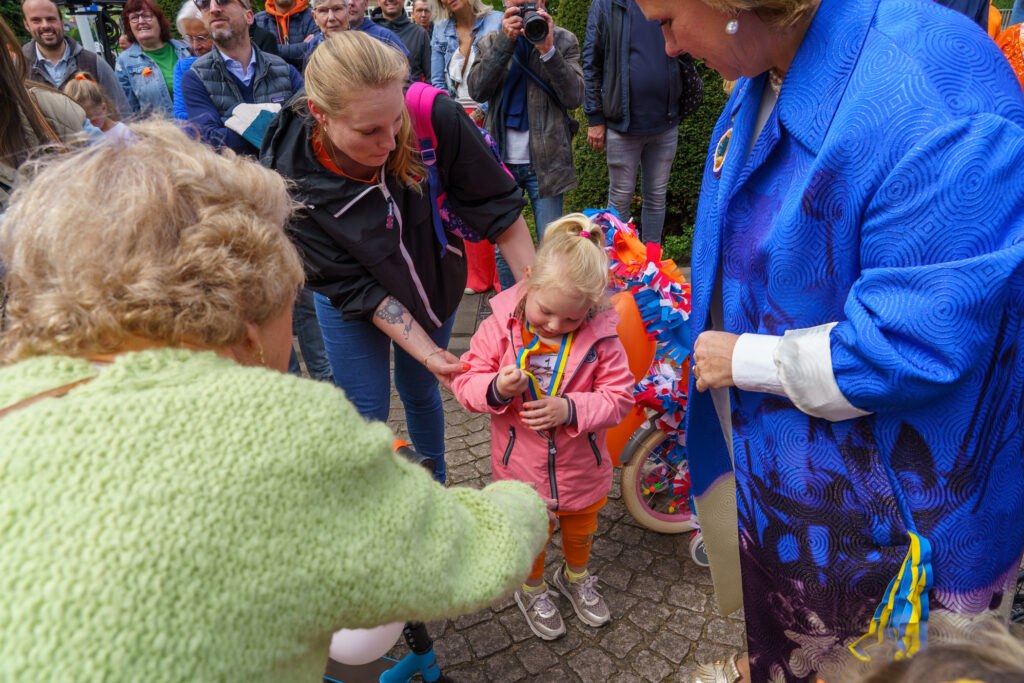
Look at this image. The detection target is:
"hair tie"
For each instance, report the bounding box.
[74,73,90,80]
[580,230,591,239]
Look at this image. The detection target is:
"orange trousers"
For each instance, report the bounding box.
[529,497,607,581]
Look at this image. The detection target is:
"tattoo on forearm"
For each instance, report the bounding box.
[375,296,415,338]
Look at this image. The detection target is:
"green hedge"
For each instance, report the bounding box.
[2,0,28,41]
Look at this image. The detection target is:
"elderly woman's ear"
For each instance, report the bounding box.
[233,310,295,372]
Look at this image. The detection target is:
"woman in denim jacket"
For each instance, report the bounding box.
[116,0,192,117]
[428,0,501,100]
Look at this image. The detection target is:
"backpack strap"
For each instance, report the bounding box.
[406,82,449,258]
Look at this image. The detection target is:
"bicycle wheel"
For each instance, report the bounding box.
[620,422,699,534]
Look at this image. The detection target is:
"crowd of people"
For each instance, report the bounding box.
[3,0,1024,681]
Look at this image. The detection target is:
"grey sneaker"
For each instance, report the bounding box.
[551,565,610,627]
[514,584,566,640]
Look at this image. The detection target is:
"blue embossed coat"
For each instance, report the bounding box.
[686,0,1024,679]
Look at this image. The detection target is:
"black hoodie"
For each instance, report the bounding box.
[260,91,524,332]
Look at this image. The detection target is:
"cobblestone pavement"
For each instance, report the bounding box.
[380,292,745,682]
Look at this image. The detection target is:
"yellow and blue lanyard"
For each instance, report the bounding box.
[516,322,576,400]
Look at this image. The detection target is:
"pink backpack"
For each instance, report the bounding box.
[405,82,512,249]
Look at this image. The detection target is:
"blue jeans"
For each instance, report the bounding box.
[1012,0,1024,25]
[313,292,454,483]
[288,286,333,381]
[496,162,564,290]
[606,126,678,245]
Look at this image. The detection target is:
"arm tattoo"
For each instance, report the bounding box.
[375,296,415,338]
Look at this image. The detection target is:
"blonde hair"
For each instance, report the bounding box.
[302,31,423,187]
[526,214,608,307]
[61,72,120,123]
[704,0,820,29]
[0,120,304,362]
[429,0,491,23]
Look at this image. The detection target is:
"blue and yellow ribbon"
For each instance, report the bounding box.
[516,322,576,400]
[849,531,933,662]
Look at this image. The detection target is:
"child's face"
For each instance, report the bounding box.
[524,285,591,340]
[82,100,108,129]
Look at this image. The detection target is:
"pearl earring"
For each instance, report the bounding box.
[726,17,739,34]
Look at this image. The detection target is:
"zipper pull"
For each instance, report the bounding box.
[385,197,395,230]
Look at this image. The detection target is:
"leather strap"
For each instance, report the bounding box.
[0,377,93,419]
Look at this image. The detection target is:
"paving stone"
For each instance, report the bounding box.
[484,651,527,681]
[567,648,617,681]
[627,604,672,633]
[549,630,583,656]
[666,583,707,612]
[531,668,576,682]
[604,591,639,617]
[705,618,746,648]
[445,663,489,681]
[651,629,690,664]
[474,458,493,476]
[497,608,535,643]
[682,561,715,586]
[516,639,560,674]
[601,622,643,659]
[629,573,667,602]
[597,563,633,592]
[464,429,490,447]
[620,547,655,572]
[632,649,675,682]
[666,608,706,641]
[692,640,741,666]
[590,535,624,560]
[446,449,476,467]
[609,522,642,544]
[465,620,512,659]
[651,555,686,582]
[672,661,699,682]
[433,631,472,667]
[453,609,491,631]
[469,442,492,458]
[609,674,645,683]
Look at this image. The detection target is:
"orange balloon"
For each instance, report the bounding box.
[606,404,648,467]
[989,3,1003,39]
[612,291,657,384]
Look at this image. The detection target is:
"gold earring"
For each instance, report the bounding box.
[256,344,266,366]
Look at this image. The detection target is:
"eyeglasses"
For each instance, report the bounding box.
[185,33,212,43]
[127,12,155,24]
[192,0,238,10]
[313,6,347,16]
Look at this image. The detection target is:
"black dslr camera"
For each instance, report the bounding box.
[514,2,549,45]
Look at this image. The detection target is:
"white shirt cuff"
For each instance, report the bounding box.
[732,333,785,395]
[540,46,556,61]
[774,322,872,422]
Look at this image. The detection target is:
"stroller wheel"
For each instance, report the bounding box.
[689,532,709,568]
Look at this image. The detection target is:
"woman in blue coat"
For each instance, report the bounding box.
[635,0,1024,681]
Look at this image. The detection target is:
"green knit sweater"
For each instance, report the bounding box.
[0,348,548,681]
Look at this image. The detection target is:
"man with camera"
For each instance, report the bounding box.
[467,0,583,289]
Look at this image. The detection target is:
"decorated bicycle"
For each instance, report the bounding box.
[586,210,707,566]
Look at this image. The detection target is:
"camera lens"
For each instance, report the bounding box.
[522,12,548,44]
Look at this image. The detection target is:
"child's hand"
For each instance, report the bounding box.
[520,397,568,431]
[496,366,529,399]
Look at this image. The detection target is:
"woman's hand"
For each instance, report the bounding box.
[496,365,529,398]
[691,331,740,392]
[423,348,465,391]
[520,396,568,430]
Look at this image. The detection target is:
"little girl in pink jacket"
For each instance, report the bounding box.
[452,214,634,641]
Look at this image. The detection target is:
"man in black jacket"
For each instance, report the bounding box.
[373,0,430,81]
[582,0,702,245]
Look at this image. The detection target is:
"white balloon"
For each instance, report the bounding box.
[329,622,406,666]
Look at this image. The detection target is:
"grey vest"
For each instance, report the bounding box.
[189,46,293,120]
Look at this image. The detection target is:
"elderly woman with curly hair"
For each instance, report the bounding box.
[0,121,548,681]
[632,0,1024,681]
